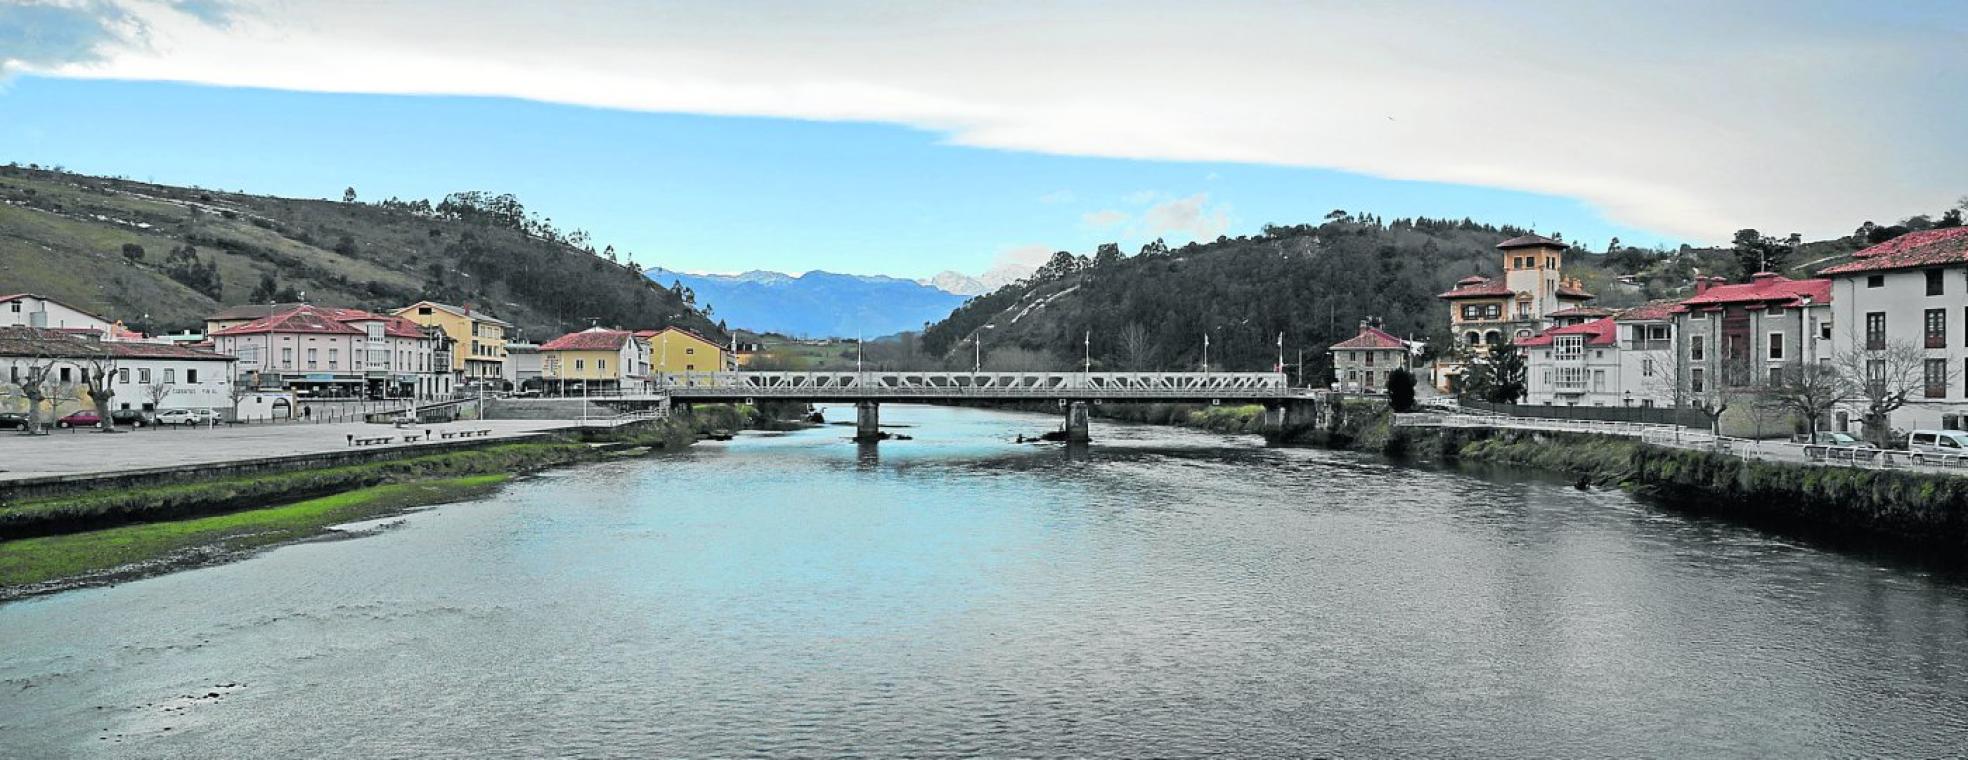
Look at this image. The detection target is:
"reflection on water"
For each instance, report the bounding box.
[3,404,1967,758]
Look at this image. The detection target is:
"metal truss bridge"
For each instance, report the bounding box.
[663,371,1293,404]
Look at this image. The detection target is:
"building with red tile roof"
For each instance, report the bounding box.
[208,304,451,399]
[1819,227,1968,434]
[540,328,643,392]
[1818,227,1968,276]
[1328,323,1410,393]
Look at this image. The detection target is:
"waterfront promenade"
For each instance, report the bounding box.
[0,419,602,482]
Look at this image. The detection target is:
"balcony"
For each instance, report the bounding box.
[1626,339,1671,351]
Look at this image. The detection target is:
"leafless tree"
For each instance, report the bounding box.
[983,346,1057,372]
[1642,344,1754,436]
[77,345,121,432]
[226,376,254,422]
[1831,338,1959,446]
[0,326,78,435]
[145,379,173,412]
[1118,322,1154,371]
[1763,359,1854,442]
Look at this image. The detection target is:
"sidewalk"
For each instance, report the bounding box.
[0,420,575,482]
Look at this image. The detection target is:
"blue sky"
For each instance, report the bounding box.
[1,1,1961,281]
[0,76,1667,279]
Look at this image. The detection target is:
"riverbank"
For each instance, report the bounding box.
[0,404,799,598]
[1289,397,1968,548]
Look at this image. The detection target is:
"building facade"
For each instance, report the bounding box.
[539,328,641,393]
[0,293,113,334]
[0,326,237,418]
[1819,227,1968,432]
[393,301,511,383]
[642,326,730,384]
[1522,300,1678,408]
[210,305,448,399]
[1327,324,1410,393]
[1435,234,1595,391]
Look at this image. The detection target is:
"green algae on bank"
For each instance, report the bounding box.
[0,474,510,598]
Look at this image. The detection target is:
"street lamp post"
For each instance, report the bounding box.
[1201,333,1210,374]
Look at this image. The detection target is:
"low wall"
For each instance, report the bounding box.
[0,432,561,505]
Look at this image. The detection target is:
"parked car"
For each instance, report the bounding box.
[1906,430,1968,460]
[154,408,220,426]
[0,411,28,429]
[55,410,101,428]
[1808,431,1876,448]
[110,409,154,427]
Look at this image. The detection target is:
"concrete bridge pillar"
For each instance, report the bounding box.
[1065,401,1092,443]
[1262,404,1288,432]
[855,401,882,442]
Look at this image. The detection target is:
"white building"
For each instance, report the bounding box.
[0,326,238,417]
[1819,227,1968,432]
[1521,301,1680,408]
[0,293,112,333]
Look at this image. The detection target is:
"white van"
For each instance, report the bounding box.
[1906,430,1968,459]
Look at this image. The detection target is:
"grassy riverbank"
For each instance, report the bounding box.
[0,475,508,596]
[0,404,803,598]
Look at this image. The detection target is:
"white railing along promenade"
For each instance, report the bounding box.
[1400,412,1968,476]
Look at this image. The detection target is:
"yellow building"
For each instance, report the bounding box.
[393,301,511,382]
[636,326,729,384]
[538,328,639,393]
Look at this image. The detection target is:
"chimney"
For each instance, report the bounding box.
[1694,277,1711,296]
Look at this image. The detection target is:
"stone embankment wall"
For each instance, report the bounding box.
[1283,398,1968,547]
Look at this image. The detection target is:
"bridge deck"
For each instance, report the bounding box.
[662,371,1292,402]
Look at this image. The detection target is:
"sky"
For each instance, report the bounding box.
[1,0,1962,282]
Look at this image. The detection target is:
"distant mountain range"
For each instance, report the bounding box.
[646,268,975,338]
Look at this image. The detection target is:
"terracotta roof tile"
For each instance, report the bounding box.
[1329,325,1407,350]
[1819,227,1968,275]
[1496,234,1569,250]
[541,329,633,351]
[1520,317,1619,347]
[1438,276,1514,299]
[208,305,367,337]
[1673,273,1831,311]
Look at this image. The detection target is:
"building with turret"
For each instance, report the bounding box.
[1434,234,1595,391]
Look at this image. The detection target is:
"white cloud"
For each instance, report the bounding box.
[977,243,1051,286]
[1141,193,1230,241]
[1080,209,1128,229]
[11,1,1964,240]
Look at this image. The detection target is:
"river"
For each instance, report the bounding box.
[3,405,1967,758]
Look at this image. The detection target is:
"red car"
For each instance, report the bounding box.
[56,410,102,428]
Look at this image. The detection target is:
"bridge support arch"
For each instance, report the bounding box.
[855,401,882,442]
[1065,401,1092,443]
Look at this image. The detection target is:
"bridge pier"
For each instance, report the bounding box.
[1065,401,1092,443]
[855,401,882,442]
[1262,403,1288,432]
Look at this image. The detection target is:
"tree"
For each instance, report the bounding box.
[1092,243,1124,268]
[121,243,145,261]
[1763,360,1852,441]
[250,272,279,303]
[1118,322,1154,370]
[1481,337,1527,403]
[1645,342,1753,436]
[1386,367,1417,412]
[1831,338,1957,447]
[343,187,358,203]
[1730,229,1791,276]
[1,327,74,435]
[77,345,120,432]
[144,379,173,413]
[227,375,254,422]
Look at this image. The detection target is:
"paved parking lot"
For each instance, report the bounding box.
[0,419,582,481]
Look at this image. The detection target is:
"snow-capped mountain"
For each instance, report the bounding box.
[646,268,969,338]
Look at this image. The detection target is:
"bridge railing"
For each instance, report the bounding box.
[656,371,1292,398]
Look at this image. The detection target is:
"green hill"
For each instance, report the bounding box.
[0,164,722,341]
[919,207,1961,378]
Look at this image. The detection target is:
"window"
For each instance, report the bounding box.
[1554,335,1584,359]
[1769,367,1783,386]
[1928,269,1945,296]
[597,359,607,371]
[60,367,72,383]
[1926,358,1949,399]
[1690,368,1705,393]
[1363,352,1375,367]
[419,307,433,315]
[307,348,318,368]
[1927,309,1948,349]
[1464,331,1480,346]
[1867,275,1885,288]
[1591,370,1605,392]
[1821,321,1833,341]
[1642,357,1656,377]
[328,348,339,367]
[139,367,151,383]
[575,358,586,370]
[1866,358,1886,395]
[1866,312,1886,350]
[1483,304,1501,320]
[1768,332,1784,360]
[685,347,695,355]
[187,369,198,383]
[163,369,175,384]
[1689,336,1705,361]
[118,368,129,384]
[281,347,294,367]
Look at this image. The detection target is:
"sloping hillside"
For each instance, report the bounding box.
[646,268,966,338]
[0,165,721,341]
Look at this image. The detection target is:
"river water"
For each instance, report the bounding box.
[3,406,1967,758]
